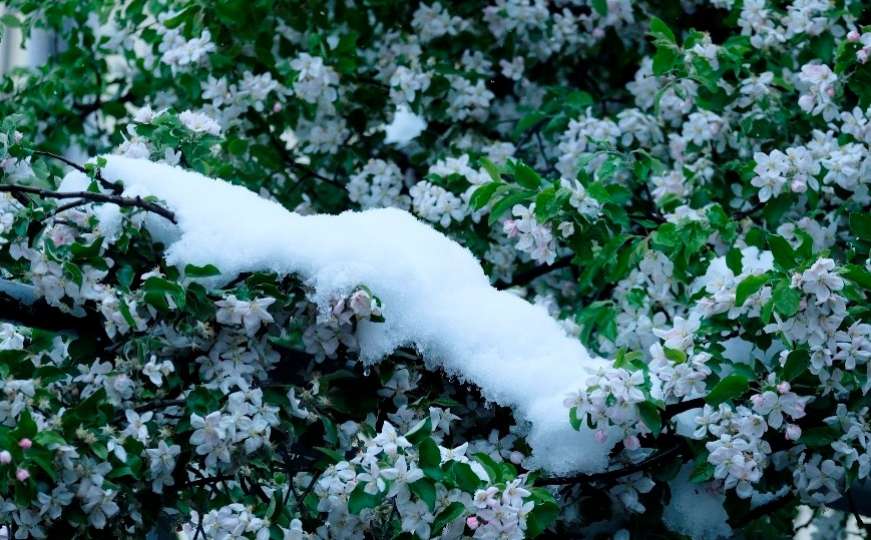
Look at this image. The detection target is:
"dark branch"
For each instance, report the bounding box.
[663,397,706,421]
[0,184,176,224]
[498,255,573,289]
[729,495,796,528]
[0,289,106,337]
[536,441,683,486]
[535,399,706,486]
[31,150,122,194]
[735,199,766,219]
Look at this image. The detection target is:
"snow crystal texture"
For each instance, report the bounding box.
[662,465,732,540]
[63,156,610,474]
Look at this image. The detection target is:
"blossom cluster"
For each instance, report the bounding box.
[1,0,870,538]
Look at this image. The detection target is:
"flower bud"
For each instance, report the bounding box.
[848,30,861,42]
[785,424,802,441]
[776,381,791,394]
[750,394,764,408]
[623,435,640,450]
[18,438,32,450]
[466,516,479,530]
[0,450,11,464]
[16,468,29,481]
[348,290,372,318]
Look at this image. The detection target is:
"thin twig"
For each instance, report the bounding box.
[536,442,682,485]
[31,150,122,194]
[46,198,87,219]
[498,255,573,289]
[185,474,236,488]
[535,398,706,486]
[735,199,765,219]
[730,495,795,528]
[299,468,324,507]
[0,184,176,223]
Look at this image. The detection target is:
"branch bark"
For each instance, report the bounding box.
[31,150,123,194]
[0,184,176,223]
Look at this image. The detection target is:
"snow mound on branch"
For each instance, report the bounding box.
[62,155,611,474]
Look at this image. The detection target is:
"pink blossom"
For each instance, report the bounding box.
[16,468,29,481]
[623,435,640,450]
[466,516,479,530]
[18,438,32,450]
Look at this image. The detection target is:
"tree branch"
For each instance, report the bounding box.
[0,289,106,337]
[31,150,122,194]
[536,441,683,486]
[534,399,705,486]
[498,255,573,289]
[0,184,176,224]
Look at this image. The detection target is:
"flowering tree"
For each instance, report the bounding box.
[0,0,871,538]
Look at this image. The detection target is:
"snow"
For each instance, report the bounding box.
[383,106,427,146]
[662,465,732,540]
[61,156,611,474]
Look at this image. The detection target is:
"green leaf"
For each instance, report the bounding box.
[735,273,770,306]
[849,212,871,241]
[227,138,247,156]
[418,438,443,480]
[513,112,546,138]
[569,407,582,430]
[450,461,482,492]
[479,158,503,183]
[472,453,501,483]
[409,478,437,511]
[487,190,534,226]
[405,417,432,446]
[0,14,21,27]
[782,349,809,381]
[512,161,541,190]
[705,374,749,406]
[184,263,221,278]
[14,410,37,439]
[526,500,559,537]
[33,431,65,447]
[595,155,623,181]
[637,401,662,437]
[799,426,840,448]
[586,0,606,15]
[430,502,465,538]
[348,483,382,514]
[843,264,871,289]
[313,446,343,463]
[689,453,714,483]
[27,448,57,481]
[469,182,501,210]
[664,347,686,363]
[652,47,679,75]
[70,238,104,260]
[768,235,796,269]
[772,280,801,317]
[649,16,676,43]
[726,247,743,275]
